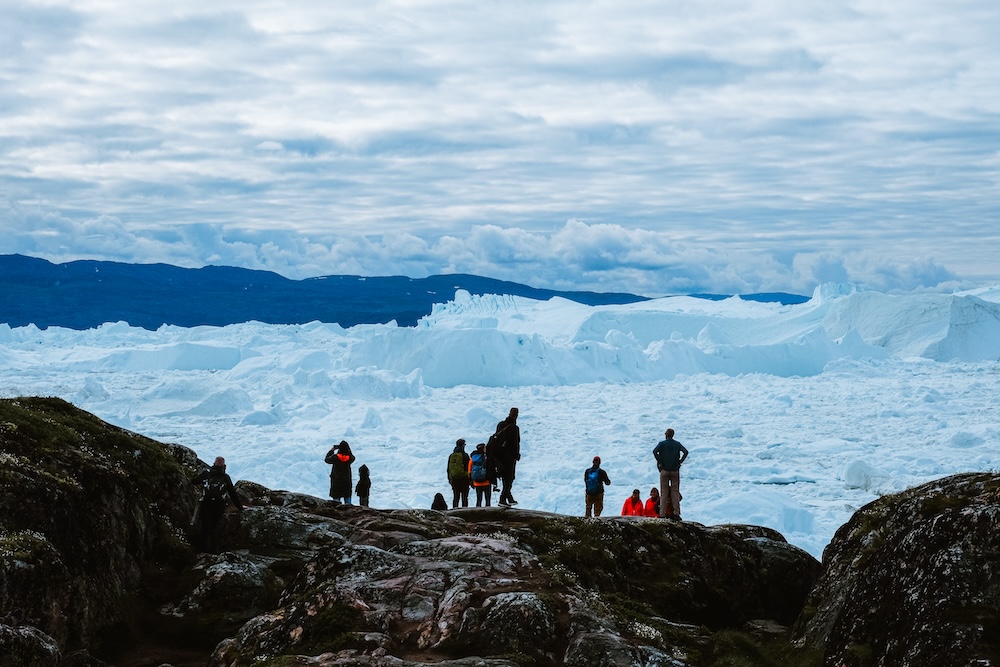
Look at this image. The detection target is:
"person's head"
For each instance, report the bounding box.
[631,489,641,500]
[593,455,601,466]
[476,443,485,452]
[650,487,659,498]
[337,440,350,453]
[213,456,226,469]
[456,438,466,450]
[359,464,370,477]
[665,428,675,438]
[508,407,518,420]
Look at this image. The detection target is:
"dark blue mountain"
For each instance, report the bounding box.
[0,254,807,330]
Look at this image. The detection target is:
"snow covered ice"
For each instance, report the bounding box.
[3,283,1000,558]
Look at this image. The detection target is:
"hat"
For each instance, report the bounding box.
[593,456,601,464]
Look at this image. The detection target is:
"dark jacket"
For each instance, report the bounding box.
[491,418,521,475]
[431,493,448,511]
[355,465,371,497]
[325,444,356,499]
[193,465,243,510]
[653,438,688,472]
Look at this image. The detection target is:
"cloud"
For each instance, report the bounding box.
[1,0,997,294]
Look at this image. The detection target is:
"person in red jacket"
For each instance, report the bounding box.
[621,488,645,516]
[644,487,661,517]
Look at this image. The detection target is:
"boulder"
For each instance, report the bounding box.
[793,472,1000,666]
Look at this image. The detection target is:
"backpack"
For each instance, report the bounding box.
[470,452,487,482]
[204,474,228,502]
[448,451,468,480]
[585,468,603,495]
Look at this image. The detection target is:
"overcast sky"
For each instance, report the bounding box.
[3,1,998,296]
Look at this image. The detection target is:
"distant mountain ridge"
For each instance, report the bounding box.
[0,254,807,330]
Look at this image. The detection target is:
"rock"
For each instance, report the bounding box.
[0,624,61,667]
[793,472,1000,667]
[2,397,828,666]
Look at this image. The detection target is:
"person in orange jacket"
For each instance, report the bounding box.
[621,488,645,516]
[644,487,661,517]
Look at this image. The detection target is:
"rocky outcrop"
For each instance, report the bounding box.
[1,396,828,666]
[793,472,1000,667]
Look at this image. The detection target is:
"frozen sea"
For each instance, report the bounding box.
[3,282,1000,558]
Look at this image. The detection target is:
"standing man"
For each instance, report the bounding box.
[652,428,688,519]
[192,456,243,553]
[447,438,471,508]
[492,407,521,506]
[584,455,611,517]
[325,440,356,504]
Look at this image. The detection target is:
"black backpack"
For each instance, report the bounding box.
[204,474,228,502]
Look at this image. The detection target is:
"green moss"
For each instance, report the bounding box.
[297,601,359,654]
[0,530,53,563]
[705,629,822,667]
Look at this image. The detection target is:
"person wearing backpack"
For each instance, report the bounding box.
[325,440,356,504]
[583,455,611,517]
[469,442,492,507]
[192,456,243,553]
[355,464,372,507]
[447,439,471,508]
[491,407,521,507]
[652,428,689,520]
[622,488,645,516]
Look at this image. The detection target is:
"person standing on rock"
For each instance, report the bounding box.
[491,407,521,506]
[470,443,492,507]
[652,428,688,520]
[447,438,471,508]
[325,440,356,504]
[584,455,611,517]
[192,456,243,553]
[355,464,372,507]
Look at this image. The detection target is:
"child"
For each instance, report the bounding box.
[431,492,448,511]
[356,464,371,507]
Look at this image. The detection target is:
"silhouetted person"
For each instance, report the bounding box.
[431,492,448,511]
[492,407,521,506]
[356,464,371,507]
[325,440,356,504]
[192,456,243,553]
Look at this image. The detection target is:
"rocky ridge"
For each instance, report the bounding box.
[1,397,998,667]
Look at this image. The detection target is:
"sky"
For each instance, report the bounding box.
[3,282,1000,558]
[3,1,1000,297]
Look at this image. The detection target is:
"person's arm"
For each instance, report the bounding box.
[225,475,244,510]
[679,444,689,465]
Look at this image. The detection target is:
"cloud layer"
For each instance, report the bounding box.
[3,1,998,295]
